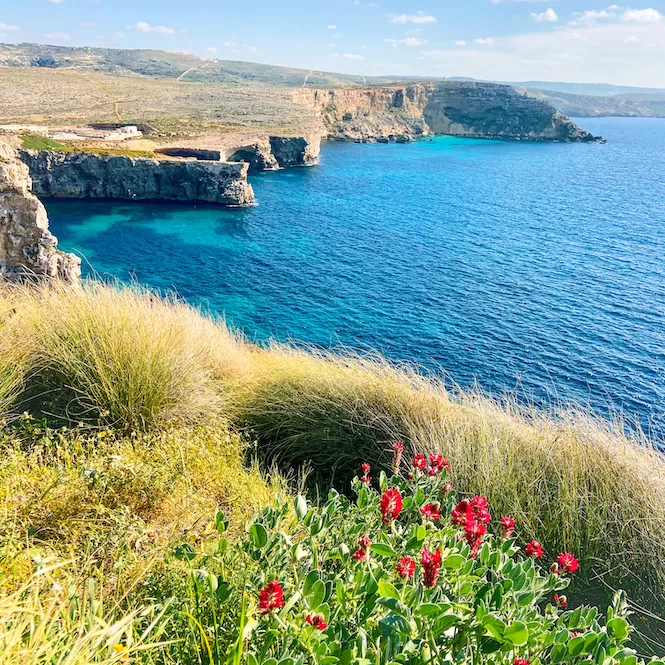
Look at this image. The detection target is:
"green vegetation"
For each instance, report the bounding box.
[19,133,67,151]
[0,281,664,662]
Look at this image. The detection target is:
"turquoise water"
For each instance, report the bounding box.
[47,118,665,432]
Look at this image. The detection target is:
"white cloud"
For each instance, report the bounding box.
[384,37,427,47]
[135,22,175,34]
[328,42,336,47]
[390,10,436,24]
[531,7,558,21]
[475,37,496,45]
[624,33,639,40]
[456,40,467,46]
[568,9,614,25]
[222,41,258,54]
[328,24,337,29]
[622,8,662,21]
[421,18,665,87]
[0,23,20,31]
[47,0,65,4]
[333,52,365,60]
[206,46,217,54]
[43,32,70,39]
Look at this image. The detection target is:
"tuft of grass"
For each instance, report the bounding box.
[0,564,169,665]
[0,282,251,429]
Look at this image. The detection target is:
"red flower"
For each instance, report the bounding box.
[428,452,450,475]
[361,462,371,475]
[352,535,371,562]
[524,540,544,558]
[553,593,567,609]
[464,513,487,557]
[421,546,442,588]
[391,441,404,474]
[420,503,441,520]
[440,480,453,495]
[360,475,372,484]
[258,580,285,614]
[499,515,516,538]
[556,552,579,574]
[380,488,403,524]
[396,556,416,579]
[514,659,530,665]
[470,495,491,524]
[412,453,427,470]
[305,612,328,630]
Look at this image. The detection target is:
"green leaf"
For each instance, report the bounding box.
[504,621,529,646]
[214,509,229,533]
[303,570,319,597]
[568,636,586,657]
[370,543,397,558]
[379,614,411,637]
[482,616,506,641]
[248,654,258,665]
[249,523,268,549]
[607,617,630,641]
[416,525,427,541]
[444,554,465,570]
[415,603,443,617]
[378,579,400,600]
[173,543,197,561]
[377,597,410,617]
[550,644,568,663]
[293,494,307,520]
[308,580,326,609]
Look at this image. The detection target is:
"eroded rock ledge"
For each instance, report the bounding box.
[0,142,79,283]
[20,150,255,206]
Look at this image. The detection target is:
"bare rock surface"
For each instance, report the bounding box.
[0,142,80,283]
[20,150,255,205]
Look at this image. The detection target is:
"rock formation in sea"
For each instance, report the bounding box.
[292,81,602,143]
[20,150,255,205]
[0,142,80,283]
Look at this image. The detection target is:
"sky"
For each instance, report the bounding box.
[2,0,665,87]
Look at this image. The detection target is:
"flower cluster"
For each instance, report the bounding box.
[451,496,491,557]
[258,580,285,614]
[499,515,515,539]
[359,462,372,484]
[412,451,449,477]
[352,535,371,562]
[420,503,441,520]
[379,488,403,524]
[305,612,328,630]
[555,552,580,575]
[525,540,544,558]
[391,441,404,474]
[421,546,442,588]
[396,555,416,579]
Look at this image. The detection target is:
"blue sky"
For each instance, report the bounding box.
[2,0,665,86]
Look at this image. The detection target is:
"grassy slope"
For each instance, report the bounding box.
[1,281,664,622]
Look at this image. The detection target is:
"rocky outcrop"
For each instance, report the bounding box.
[423,82,600,141]
[269,136,320,167]
[227,139,279,173]
[20,151,255,206]
[293,81,601,143]
[0,142,80,283]
[156,147,222,161]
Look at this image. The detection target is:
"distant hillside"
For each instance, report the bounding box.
[0,42,399,88]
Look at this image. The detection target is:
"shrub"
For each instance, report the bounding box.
[170,453,653,665]
[0,282,250,429]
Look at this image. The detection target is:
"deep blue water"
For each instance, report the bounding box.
[47,118,665,433]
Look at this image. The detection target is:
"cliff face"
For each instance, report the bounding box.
[424,82,598,141]
[0,142,80,283]
[20,151,255,206]
[293,81,600,142]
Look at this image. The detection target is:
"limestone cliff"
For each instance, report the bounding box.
[0,142,79,283]
[20,151,255,206]
[293,81,601,143]
[225,135,321,172]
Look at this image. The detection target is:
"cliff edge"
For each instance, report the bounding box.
[20,151,255,206]
[0,142,80,283]
[293,81,601,143]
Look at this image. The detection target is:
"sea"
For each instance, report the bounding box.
[47,117,665,434]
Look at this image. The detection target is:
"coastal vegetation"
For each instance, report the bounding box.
[0,281,664,663]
